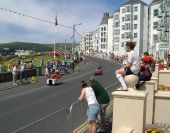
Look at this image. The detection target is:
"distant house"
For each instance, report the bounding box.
[0,48,15,56]
[15,50,34,57]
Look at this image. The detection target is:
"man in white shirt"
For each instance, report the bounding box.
[115,42,140,91]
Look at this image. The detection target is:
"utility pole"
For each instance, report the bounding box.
[72,23,82,57]
[54,16,58,60]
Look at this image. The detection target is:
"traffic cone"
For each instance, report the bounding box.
[31,76,36,84]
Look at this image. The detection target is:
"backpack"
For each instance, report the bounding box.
[138,64,152,81]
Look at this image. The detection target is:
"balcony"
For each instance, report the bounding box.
[157,12,162,18]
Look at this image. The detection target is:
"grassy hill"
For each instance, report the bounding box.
[0,42,78,52]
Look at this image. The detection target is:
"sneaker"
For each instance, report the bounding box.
[117,87,128,91]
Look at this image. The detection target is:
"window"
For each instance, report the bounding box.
[134,33,138,38]
[115,22,119,28]
[122,17,125,22]
[134,24,137,29]
[114,44,119,51]
[122,34,124,39]
[134,15,138,20]
[153,22,158,29]
[101,27,103,31]
[125,23,131,30]
[122,25,125,30]
[115,14,119,20]
[122,8,125,13]
[153,34,158,43]
[153,9,158,17]
[121,42,124,47]
[126,6,131,12]
[125,14,131,21]
[125,32,131,39]
[101,33,103,36]
[134,6,138,11]
[114,29,120,35]
[114,37,119,43]
[104,27,106,31]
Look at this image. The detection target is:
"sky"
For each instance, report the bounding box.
[0,0,152,44]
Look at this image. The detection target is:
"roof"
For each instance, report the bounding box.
[100,12,109,25]
[113,8,120,14]
[122,0,148,6]
[150,0,163,5]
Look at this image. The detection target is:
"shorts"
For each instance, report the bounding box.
[125,68,133,75]
[87,104,99,121]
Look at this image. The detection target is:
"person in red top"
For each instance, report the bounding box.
[167,55,170,70]
[158,60,164,71]
[141,52,154,65]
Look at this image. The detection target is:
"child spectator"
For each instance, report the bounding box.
[115,42,140,91]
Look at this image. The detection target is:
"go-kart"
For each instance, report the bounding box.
[46,72,63,85]
[95,68,103,75]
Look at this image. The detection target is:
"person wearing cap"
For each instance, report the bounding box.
[89,76,110,132]
[78,80,99,133]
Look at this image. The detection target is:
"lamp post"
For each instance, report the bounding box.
[72,23,82,56]
[54,16,58,60]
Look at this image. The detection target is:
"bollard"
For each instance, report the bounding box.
[31,76,36,84]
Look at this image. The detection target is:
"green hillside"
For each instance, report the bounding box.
[0,42,78,52]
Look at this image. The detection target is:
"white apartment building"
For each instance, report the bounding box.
[91,29,99,52]
[99,12,109,53]
[113,10,120,55]
[149,0,163,58]
[107,15,114,54]
[80,32,92,54]
[112,0,148,56]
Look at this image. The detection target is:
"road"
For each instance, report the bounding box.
[0,57,120,133]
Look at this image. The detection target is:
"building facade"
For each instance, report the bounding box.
[98,13,109,53]
[112,0,148,56]
[149,0,170,59]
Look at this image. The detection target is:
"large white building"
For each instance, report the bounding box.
[149,0,170,59]
[80,0,151,56]
[149,0,163,59]
[112,0,148,56]
[98,12,109,53]
[91,29,99,52]
[80,32,92,54]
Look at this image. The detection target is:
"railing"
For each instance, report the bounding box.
[12,108,71,133]
[12,82,120,133]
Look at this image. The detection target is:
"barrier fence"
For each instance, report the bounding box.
[12,82,120,133]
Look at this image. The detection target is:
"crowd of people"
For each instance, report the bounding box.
[77,42,170,133]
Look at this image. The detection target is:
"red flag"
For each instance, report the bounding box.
[55,16,58,26]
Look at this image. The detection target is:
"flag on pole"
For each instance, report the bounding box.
[55,16,58,26]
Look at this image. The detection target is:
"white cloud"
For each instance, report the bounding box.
[0,0,110,43]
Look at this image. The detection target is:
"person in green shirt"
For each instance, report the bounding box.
[90,76,110,132]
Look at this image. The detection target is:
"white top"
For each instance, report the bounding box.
[12,66,17,74]
[127,50,140,74]
[85,87,98,105]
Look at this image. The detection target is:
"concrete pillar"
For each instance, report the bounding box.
[151,77,158,90]
[112,91,148,133]
[159,70,170,86]
[154,91,170,124]
[140,81,155,124]
[152,64,159,78]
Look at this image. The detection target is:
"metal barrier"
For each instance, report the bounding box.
[70,100,88,131]
[12,82,120,133]
[12,108,71,133]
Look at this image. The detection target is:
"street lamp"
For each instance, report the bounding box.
[54,16,58,60]
[72,23,82,56]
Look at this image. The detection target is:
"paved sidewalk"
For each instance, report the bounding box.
[0,60,94,91]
